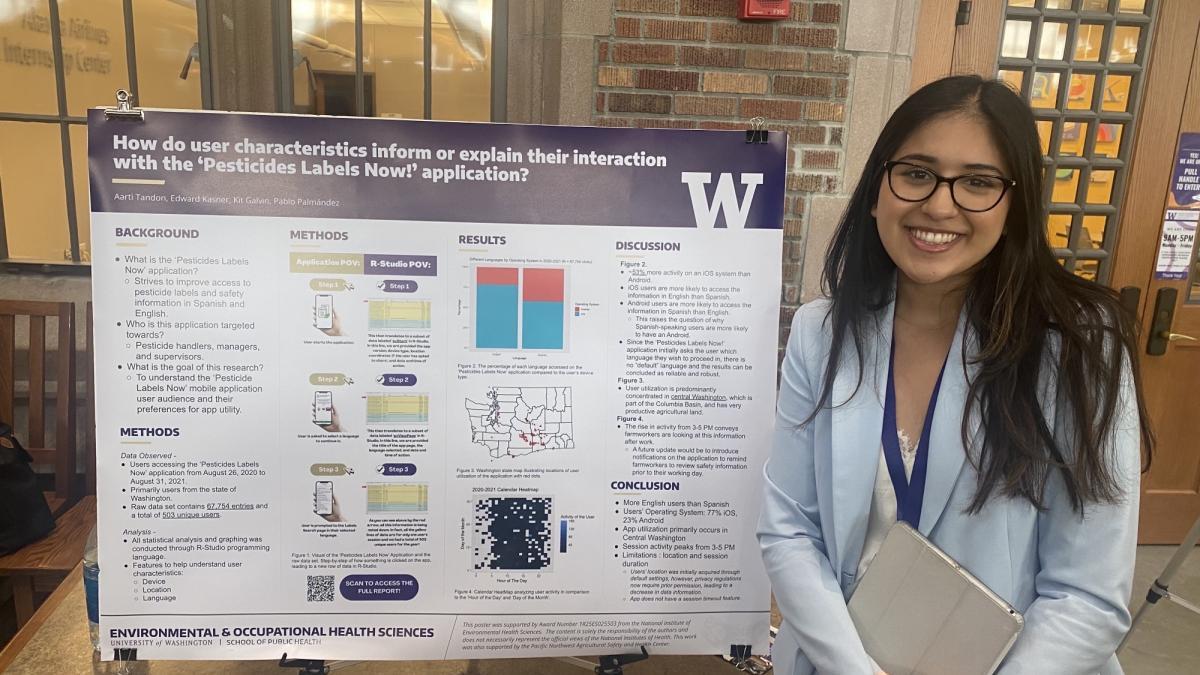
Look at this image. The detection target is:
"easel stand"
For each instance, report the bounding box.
[279,651,653,674]
[556,641,769,674]
[1118,512,1200,653]
[277,655,367,674]
[279,654,328,674]
[596,646,650,675]
[557,646,649,674]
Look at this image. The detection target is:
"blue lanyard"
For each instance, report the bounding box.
[881,338,949,528]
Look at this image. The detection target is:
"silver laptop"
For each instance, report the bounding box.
[848,522,1024,675]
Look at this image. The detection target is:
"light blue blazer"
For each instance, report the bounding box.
[758,298,1141,675]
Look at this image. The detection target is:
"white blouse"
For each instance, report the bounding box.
[856,428,917,582]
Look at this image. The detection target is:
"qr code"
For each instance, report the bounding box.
[306,575,335,602]
[472,497,553,571]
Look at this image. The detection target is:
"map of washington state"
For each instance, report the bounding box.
[464,387,574,458]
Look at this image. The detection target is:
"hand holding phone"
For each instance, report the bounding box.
[314,482,344,522]
[313,295,342,336]
[314,294,334,329]
[313,390,334,426]
[314,481,334,516]
[311,403,341,431]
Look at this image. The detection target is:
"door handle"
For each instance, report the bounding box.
[1160,332,1197,343]
[1147,288,1179,356]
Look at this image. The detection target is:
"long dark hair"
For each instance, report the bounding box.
[816,75,1153,513]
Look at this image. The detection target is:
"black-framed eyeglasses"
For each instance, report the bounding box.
[883,160,1016,213]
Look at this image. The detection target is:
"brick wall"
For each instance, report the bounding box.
[593,0,849,353]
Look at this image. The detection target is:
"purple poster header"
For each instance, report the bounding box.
[88,110,786,230]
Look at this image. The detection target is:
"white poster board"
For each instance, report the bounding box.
[88,108,785,661]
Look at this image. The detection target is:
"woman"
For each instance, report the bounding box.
[758,75,1152,675]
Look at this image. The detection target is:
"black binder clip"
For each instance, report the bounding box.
[279,653,329,674]
[113,647,138,662]
[104,89,145,121]
[745,116,768,144]
[729,643,752,664]
[596,645,649,675]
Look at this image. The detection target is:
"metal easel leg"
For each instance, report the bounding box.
[1119,513,1200,654]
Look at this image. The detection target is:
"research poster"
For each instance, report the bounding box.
[88,108,786,661]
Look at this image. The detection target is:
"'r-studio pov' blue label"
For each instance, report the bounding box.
[340,574,419,601]
[364,256,436,277]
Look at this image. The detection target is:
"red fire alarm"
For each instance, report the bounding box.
[738,0,790,20]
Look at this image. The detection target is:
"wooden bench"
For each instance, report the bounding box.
[0,496,95,628]
[0,300,78,517]
[0,301,92,635]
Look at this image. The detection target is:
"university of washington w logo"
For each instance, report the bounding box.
[680,172,764,229]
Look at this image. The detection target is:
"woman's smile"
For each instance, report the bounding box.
[905,226,963,251]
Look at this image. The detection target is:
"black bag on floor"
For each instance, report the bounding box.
[0,422,55,555]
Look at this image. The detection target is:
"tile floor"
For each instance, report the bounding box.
[1118,545,1200,674]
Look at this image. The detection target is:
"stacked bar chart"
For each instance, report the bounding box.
[366,394,430,424]
[475,267,519,348]
[473,266,567,351]
[366,484,430,513]
[521,268,565,350]
[367,300,432,330]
